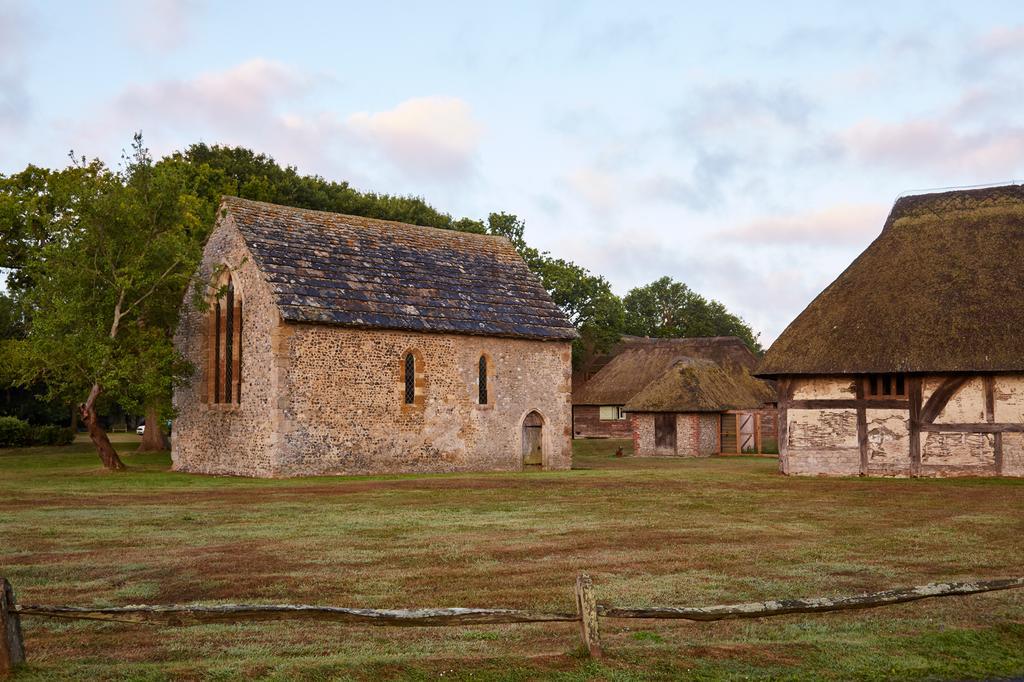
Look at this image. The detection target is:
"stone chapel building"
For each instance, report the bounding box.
[758,184,1024,477]
[172,197,577,477]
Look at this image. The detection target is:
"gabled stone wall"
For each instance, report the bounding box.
[173,217,573,478]
[172,215,281,476]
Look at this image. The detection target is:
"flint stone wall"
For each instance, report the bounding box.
[173,214,573,477]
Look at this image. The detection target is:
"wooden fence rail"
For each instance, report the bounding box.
[3,574,1022,673]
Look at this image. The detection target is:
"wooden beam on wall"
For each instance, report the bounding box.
[781,399,910,410]
[920,376,970,424]
[919,423,1024,433]
[777,378,792,474]
[908,377,922,477]
[855,378,868,476]
[984,376,1003,474]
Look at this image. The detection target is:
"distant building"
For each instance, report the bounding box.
[172,197,576,477]
[758,184,1024,477]
[573,337,777,456]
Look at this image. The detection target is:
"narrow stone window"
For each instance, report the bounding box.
[404,353,416,404]
[478,355,488,405]
[209,274,242,405]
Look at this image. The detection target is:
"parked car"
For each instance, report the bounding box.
[136,424,145,436]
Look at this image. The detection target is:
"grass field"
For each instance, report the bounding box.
[1,439,1022,680]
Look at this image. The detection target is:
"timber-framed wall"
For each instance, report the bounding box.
[776,374,1024,477]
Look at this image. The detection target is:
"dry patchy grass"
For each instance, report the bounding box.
[1,439,1022,680]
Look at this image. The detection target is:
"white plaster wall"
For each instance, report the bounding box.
[791,377,856,400]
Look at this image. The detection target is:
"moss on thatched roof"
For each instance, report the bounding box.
[624,358,776,413]
[573,336,761,406]
[758,184,1024,376]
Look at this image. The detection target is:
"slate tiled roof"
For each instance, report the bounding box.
[222,197,577,341]
[758,184,1024,375]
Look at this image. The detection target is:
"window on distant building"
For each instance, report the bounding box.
[599,405,626,420]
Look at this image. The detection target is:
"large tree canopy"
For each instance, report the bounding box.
[622,276,762,354]
[4,138,208,468]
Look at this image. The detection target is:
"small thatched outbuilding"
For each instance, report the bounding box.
[758,184,1024,477]
[573,337,777,456]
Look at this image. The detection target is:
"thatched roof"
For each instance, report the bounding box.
[573,336,762,406]
[625,358,776,413]
[758,184,1024,376]
[223,197,576,341]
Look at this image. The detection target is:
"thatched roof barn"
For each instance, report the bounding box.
[572,337,777,456]
[625,357,776,414]
[759,184,1024,478]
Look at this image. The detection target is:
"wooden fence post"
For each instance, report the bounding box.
[1,578,26,676]
[575,573,602,659]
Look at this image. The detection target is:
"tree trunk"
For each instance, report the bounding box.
[80,384,125,471]
[137,403,170,451]
[69,405,79,434]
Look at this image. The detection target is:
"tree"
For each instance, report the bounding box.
[168,144,488,234]
[485,212,624,365]
[623,276,762,353]
[10,136,207,469]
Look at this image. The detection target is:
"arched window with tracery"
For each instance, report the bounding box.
[207,273,242,404]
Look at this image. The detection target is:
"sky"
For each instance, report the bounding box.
[2,1,1024,344]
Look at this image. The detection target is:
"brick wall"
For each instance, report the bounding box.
[173,215,573,477]
[572,405,632,438]
[633,412,718,457]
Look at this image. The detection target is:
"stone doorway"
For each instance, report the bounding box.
[522,411,544,468]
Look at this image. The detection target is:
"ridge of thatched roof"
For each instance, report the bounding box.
[221,196,577,341]
[758,184,1024,376]
[573,336,758,405]
[624,357,776,413]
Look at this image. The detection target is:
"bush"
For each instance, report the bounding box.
[0,417,75,448]
[31,424,75,446]
[0,416,31,447]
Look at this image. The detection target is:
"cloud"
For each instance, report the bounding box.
[72,61,484,185]
[123,0,198,52]
[720,203,889,247]
[112,59,309,128]
[575,19,662,60]
[64,59,346,176]
[974,24,1024,59]
[346,97,483,179]
[839,117,1024,177]
[640,150,738,211]
[565,166,618,212]
[0,1,33,131]
[679,81,814,135]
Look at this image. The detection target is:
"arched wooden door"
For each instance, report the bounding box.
[522,411,544,468]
